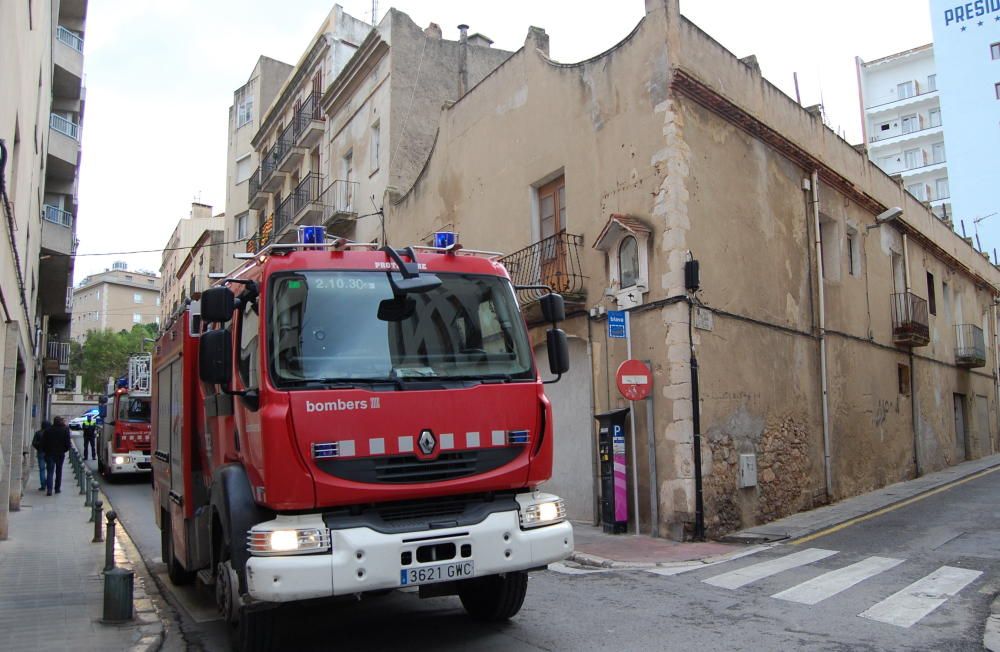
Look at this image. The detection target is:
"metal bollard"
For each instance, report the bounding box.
[92,500,104,543]
[102,567,134,623]
[79,469,87,495]
[105,511,117,571]
[91,480,99,508]
[85,478,94,506]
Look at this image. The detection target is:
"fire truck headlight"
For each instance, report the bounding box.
[519,498,566,529]
[247,528,330,555]
[114,455,127,465]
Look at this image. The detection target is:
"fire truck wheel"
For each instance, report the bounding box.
[231,606,275,652]
[162,517,195,586]
[458,571,529,621]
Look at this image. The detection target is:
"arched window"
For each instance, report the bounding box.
[619,236,639,288]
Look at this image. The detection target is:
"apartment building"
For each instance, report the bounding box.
[388,0,1000,538]
[70,263,161,343]
[174,228,224,311]
[246,7,513,251]
[857,46,951,222]
[223,56,293,266]
[0,0,89,538]
[160,203,224,323]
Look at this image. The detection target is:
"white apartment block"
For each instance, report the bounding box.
[857,45,952,222]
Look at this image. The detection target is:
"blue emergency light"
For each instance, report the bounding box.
[433,231,457,248]
[298,225,325,245]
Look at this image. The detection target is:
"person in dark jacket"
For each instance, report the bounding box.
[31,420,50,491]
[41,416,71,495]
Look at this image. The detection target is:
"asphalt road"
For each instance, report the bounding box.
[77,430,999,651]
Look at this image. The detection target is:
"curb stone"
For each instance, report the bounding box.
[568,543,773,570]
[984,594,1000,651]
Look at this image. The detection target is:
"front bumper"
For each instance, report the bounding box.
[107,450,151,474]
[245,502,573,602]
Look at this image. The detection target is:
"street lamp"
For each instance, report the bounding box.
[865,206,903,231]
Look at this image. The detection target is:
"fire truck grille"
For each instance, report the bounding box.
[315,447,521,484]
[323,493,521,534]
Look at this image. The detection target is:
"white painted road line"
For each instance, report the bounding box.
[859,566,983,628]
[703,548,838,590]
[772,556,905,605]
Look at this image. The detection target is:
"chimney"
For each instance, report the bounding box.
[526,26,549,57]
[739,55,760,75]
[424,22,442,39]
[457,24,469,97]
[468,33,493,48]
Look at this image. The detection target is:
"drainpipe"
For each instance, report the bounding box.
[457,24,469,97]
[811,170,833,499]
[902,233,920,476]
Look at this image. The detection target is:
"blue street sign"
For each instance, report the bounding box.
[608,310,626,339]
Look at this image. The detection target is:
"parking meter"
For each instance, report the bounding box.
[594,408,630,534]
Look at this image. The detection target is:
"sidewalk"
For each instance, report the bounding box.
[0,454,164,652]
[569,452,1000,569]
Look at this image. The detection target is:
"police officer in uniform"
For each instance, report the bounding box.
[82,413,97,460]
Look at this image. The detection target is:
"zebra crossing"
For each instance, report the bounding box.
[549,546,985,629]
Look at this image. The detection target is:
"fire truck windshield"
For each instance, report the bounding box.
[269,271,534,387]
[119,397,151,422]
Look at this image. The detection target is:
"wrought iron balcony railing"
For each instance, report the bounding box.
[261,145,277,184]
[274,194,294,234]
[955,324,986,368]
[293,92,323,139]
[293,173,323,215]
[50,113,79,140]
[322,180,359,224]
[43,204,73,227]
[46,341,71,365]
[56,26,84,52]
[248,166,261,199]
[891,292,930,347]
[500,231,586,307]
[273,122,295,165]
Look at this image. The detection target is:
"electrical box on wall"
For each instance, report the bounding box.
[738,454,757,488]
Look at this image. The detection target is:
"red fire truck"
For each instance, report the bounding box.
[152,234,573,651]
[98,354,153,477]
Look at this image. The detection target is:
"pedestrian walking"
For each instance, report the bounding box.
[31,420,50,491]
[41,416,71,495]
[82,413,97,460]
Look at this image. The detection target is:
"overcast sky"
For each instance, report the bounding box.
[74,0,938,282]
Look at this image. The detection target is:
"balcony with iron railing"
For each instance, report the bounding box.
[260,144,284,192]
[274,194,294,236]
[248,166,268,210]
[43,204,73,227]
[275,122,304,173]
[45,340,72,373]
[891,292,930,347]
[500,231,586,323]
[293,92,324,148]
[56,26,84,52]
[292,173,325,226]
[50,113,79,140]
[322,180,360,233]
[955,324,986,368]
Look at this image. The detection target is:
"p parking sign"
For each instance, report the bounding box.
[608,310,626,339]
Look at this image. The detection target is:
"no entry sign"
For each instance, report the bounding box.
[616,359,652,401]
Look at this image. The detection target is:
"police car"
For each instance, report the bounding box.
[68,408,100,430]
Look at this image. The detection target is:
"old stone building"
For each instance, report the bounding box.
[386,0,1000,538]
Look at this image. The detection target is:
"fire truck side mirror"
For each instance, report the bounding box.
[546,328,570,376]
[199,329,232,385]
[200,287,236,324]
[540,293,565,323]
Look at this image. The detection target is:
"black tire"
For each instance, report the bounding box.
[458,571,529,621]
[162,516,195,585]
[231,606,275,652]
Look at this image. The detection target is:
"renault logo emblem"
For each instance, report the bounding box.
[418,429,436,455]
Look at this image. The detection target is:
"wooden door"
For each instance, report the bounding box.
[538,176,566,291]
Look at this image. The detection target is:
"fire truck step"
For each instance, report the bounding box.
[196,569,215,587]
